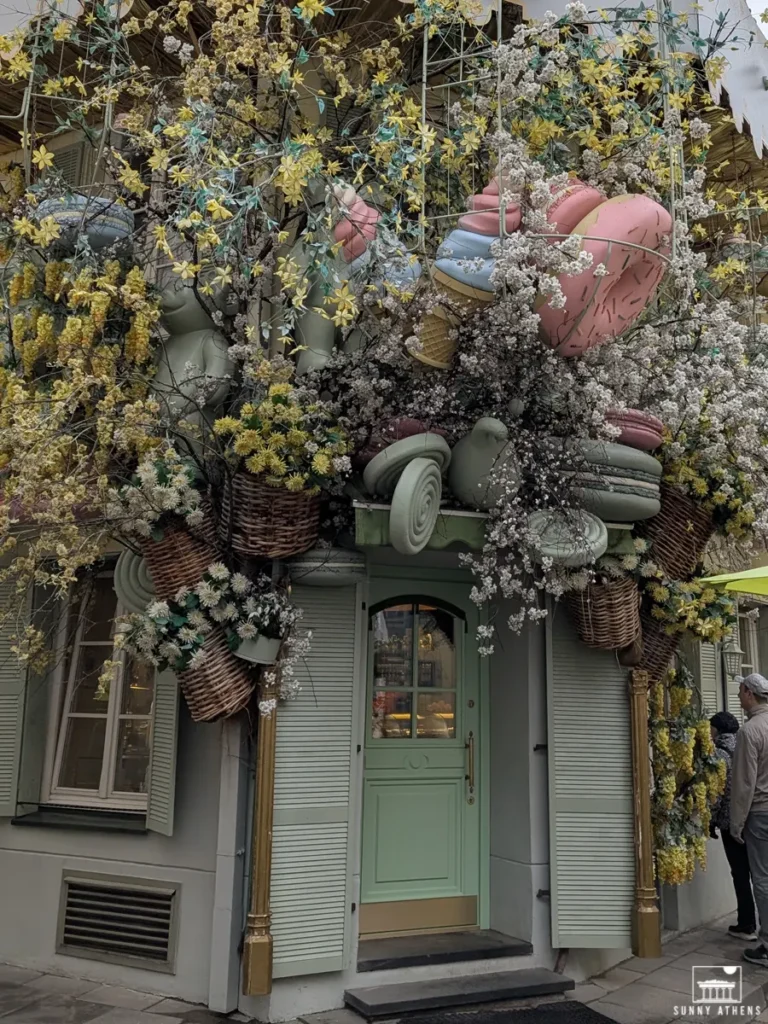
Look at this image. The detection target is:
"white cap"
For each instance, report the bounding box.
[739,673,768,697]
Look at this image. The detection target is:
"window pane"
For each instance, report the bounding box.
[121,658,155,716]
[80,576,118,642]
[113,720,152,794]
[373,605,413,687]
[417,606,456,688]
[58,718,106,789]
[69,645,114,712]
[372,690,412,739]
[417,691,456,739]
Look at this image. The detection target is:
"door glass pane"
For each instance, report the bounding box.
[58,718,107,789]
[372,690,412,739]
[373,605,413,687]
[80,576,118,642]
[69,645,114,712]
[417,606,456,688]
[417,691,456,739]
[113,720,152,793]
[121,658,155,715]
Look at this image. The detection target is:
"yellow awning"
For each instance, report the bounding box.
[701,565,768,595]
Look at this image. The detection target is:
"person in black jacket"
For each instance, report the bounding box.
[711,711,758,941]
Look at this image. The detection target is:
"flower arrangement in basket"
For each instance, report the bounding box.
[641,414,755,579]
[178,561,299,666]
[118,562,257,721]
[213,360,351,558]
[107,448,215,599]
[637,558,737,683]
[559,538,654,650]
[645,575,737,644]
[650,666,726,885]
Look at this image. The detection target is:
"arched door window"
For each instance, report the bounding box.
[370,600,462,740]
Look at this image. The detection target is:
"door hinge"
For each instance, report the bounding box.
[351,902,357,913]
[361,601,367,611]
[537,889,551,900]
[533,743,548,752]
[357,744,362,754]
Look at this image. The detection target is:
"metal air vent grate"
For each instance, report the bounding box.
[57,873,178,973]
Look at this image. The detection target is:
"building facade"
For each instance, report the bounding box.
[0,538,753,1019]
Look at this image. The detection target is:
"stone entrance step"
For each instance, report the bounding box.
[344,968,574,1019]
[357,930,532,973]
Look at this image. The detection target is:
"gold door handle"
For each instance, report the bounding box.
[465,731,475,801]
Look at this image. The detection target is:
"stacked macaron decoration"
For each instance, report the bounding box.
[562,439,662,521]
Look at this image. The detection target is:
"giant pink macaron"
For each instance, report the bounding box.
[606,409,664,451]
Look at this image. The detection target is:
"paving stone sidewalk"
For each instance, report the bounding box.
[2,912,767,1024]
[0,966,253,1024]
[569,911,768,1024]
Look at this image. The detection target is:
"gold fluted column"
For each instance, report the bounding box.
[629,669,662,957]
[242,686,278,995]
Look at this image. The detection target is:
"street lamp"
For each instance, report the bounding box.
[722,636,745,680]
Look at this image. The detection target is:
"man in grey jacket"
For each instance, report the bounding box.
[731,673,768,966]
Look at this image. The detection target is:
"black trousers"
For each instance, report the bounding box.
[722,829,758,933]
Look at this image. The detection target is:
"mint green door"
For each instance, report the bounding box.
[360,580,481,936]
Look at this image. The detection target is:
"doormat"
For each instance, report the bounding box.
[398,1003,617,1024]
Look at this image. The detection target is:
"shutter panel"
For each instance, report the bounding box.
[0,582,31,817]
[53,142,84,186]
[547,609,634,948]
[145,670,179,835]
[271,585,358,978]
[696,641,721,716]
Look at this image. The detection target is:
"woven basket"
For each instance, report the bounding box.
[638,610,681,683]
[140,519,215,600]
[220,473,321,558]
[566,577,641,650]
[638,484,714,579]
[178,630,255,722]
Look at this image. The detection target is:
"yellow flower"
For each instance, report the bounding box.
[206,198,233,222]
[32,145,55,171]
[285,473,307,492]
[297,0,325,18]
[233,430,262,456]
[213,417,240,436]
[172,261,201,281]
[312,451,332,475]
[245,452,267,475]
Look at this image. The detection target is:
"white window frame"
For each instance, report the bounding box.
[42,571,154,812]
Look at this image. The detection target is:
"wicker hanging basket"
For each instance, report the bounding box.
[637,610,681,683]
[566,577,641,650]
[140,515,216,600]
[638,484,714,579]
[177,630,256,722]
[219,473,321,558]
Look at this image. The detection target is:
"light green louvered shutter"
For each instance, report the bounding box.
[145,670,180,835]
[0,581,31,817]
[547,609,634,948]
[270,585,359,978]
[692,641,721,716]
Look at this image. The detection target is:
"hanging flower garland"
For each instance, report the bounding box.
[649,665,726,885]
